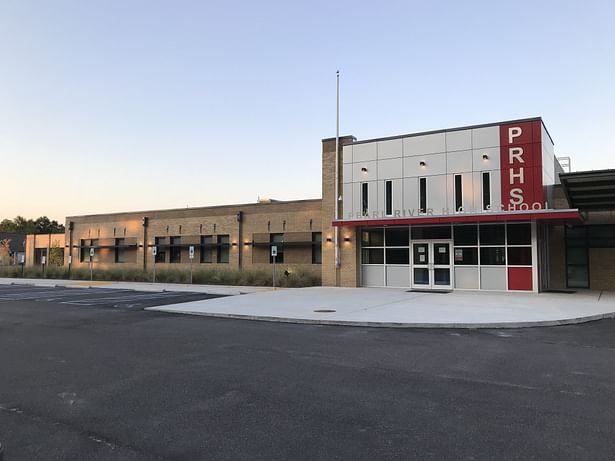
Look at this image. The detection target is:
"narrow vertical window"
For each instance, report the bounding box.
[482,172,491,210]
[454,174,463,212]
[361,183,369,216]
[385,180,392,216]
[419,177,427,213]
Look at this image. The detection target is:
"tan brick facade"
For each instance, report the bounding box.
[321,136,360,287]
[25,233,65,266]
[59,200,323,277]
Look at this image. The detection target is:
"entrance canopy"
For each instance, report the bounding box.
[333,209,582,227]
[560,169,615,211]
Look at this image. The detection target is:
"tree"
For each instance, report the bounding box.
[0,239,11,265]
[0,216,64,234]
[0,219,16,232]
[48,240,64,266]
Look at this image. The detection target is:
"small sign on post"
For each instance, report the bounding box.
[89,248,94,281]
[189,245,195,284]
[271,245,278,289]
[41,255,46,265]
[152,247,157,283]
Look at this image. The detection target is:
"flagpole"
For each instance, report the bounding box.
[334,70,340,270]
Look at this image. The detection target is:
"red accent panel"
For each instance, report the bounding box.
[332,210,583,227]
[532,120,542,144]
[500,122,544,210]
[508,267,533,291]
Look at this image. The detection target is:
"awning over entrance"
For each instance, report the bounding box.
[560,169,615,210]
[332,209,582,227]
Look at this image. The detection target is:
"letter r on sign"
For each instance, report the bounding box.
[508,127,522,144]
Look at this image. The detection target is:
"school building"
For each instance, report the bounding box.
[28,117,615,291]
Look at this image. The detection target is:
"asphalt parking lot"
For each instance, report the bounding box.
[1,287,615,460]
[0,283,223,309]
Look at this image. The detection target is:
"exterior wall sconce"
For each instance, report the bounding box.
[326,237,333,242]
[360,167,368,173]
[343,237,351,242]
[482,154,489,160]
[419,161,426,167]
[244,241,251,246]
[232,242,237,246]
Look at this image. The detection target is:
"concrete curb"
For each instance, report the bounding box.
[145,307,615,329]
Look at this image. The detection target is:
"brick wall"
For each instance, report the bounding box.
[64,200,324,277]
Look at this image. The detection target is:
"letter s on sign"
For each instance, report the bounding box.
[510,188,523,205]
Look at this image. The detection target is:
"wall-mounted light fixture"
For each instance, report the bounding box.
[343,237,351,242]
[326,237,333,242]
[360,167,368,173]
[232,242,237,246]
[419,161,426,167]
[482,154,489,161]
[244,241,251,246]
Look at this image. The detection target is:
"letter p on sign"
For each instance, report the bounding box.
[508,127,522,144]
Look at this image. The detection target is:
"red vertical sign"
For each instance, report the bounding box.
[499,120,544,210]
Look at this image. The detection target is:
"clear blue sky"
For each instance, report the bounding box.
[1,0,613,222]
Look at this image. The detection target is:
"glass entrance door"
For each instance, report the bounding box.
[412,241,452,290]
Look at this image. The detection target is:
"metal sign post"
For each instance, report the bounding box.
[152,246,157,283]
[68,255,72,279]
[20,254,25,277]
[271,245,277,289]
[89,247,94,281]
[189,245,195,284]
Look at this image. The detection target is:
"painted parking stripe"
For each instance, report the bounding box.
[62,292,190,305]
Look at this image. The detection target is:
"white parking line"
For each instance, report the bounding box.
[62,292,188,305]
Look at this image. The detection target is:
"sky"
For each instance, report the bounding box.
[1,0,614,222]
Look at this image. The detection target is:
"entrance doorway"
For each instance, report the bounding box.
[412,241,453,290]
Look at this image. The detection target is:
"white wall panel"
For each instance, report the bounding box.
[472,146,500,171]
[427,175,447,212]
[377,138,403,159]
[386,266,410,287]
[352,183,361,217]
[342,163,353,184]
[446,129,472,152]
[490,169,502,210]
[480,267,506,290]
[446,150,473,174]
[392,178,403,215]
[342,145,353,164]
[403,177,419,212]
[367,181,378,217]
[403,133,446,156]
[445,173,474,212]
[377,178,404,216]
[472,172,482,211]
[352,161,377,182]
[377,180,385,216]
[342,183,353,219]
[377,158,403,179]
[462,172,474,211]
[353,142,378,162]
[455,267,479,289]
[404,153,446,177]
[362,266,385,287]
[472,126,500,149]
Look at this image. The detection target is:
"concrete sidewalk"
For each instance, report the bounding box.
[3,277,615,328]
[0,277,267,296]
[147,287,615,328]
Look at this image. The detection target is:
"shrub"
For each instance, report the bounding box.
[0,264,321,287]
